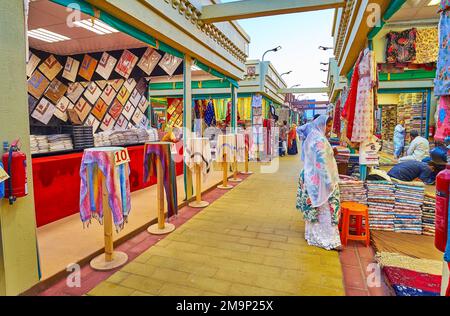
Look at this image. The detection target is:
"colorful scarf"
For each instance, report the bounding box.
[204,100,216,127]
[79,147,131,232]
[144,142,178,217]
[184,137,212,181]
[216,134,236,163]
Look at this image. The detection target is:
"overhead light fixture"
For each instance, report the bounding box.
[73,19,119,35]
[191,65,202,71]
[28,28,71,43]
[428,0,440,6]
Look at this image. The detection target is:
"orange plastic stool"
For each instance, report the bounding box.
[340,202,370,247]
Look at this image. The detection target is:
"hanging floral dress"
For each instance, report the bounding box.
[435,9,450,96]
[351,48,375,142]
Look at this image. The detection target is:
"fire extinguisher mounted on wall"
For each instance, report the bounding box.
[2,139,27,205]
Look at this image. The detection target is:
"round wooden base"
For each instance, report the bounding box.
[229,177,243,182]
[188,200,210,208]
[217,184,233,190]
[90,251,128,271]
[147,223,176,235]
[240,171,253,175]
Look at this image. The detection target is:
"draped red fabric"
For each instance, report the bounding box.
[333,98,341,137]
[32,144,184,227]
[342,51,363,140]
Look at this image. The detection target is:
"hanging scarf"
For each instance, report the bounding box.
[184,137,212,181]
[302,115,340,208]
[342,51,363,141]
[204,99,216,126]
[144,142,178,217]
[79,148,131,232]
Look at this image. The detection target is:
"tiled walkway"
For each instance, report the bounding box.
[88,155,345,296]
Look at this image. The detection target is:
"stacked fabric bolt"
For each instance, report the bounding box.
[30,135,49,154]
[339,179,367,204]
[335,146,350,163]
[329,137,340,147]
[348,154,360,178]
[382,141,394,155]
[94,132,113,147]
[381,105,397,142]
[366,181,396,231]
[393,182,425,235]
[422,195,436,236]
[47,134,73,152]
[145,128,159,142]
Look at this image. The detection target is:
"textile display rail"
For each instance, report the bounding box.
[144,142,177,235]
[80,147,130,271]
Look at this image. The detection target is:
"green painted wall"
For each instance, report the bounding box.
[0,1,39,295]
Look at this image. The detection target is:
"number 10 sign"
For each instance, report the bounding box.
[114,148,130,167]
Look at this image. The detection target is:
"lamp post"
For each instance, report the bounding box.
[318,46,333,51]
[280,70,292,77]
[262,46,282,61]
[290,84,301,88]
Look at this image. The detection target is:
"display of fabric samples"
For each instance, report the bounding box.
[366,181,395,231]
[204,100,216,126]
[435,11,450,96]
[422,195,436,236]
[39,54,63,81]
[144,142,178,218]
[184,137,212,181]
[96,52,117,80]
[386,28,417,64]
[62,57,80,82]
[79,147,131,232]
[393,181,425,235]
[415,28,439,64]
[158,53,182,77]
[78,54,98,81]
[216,134,236,163]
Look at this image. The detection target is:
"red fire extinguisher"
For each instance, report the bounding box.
[2,140,27,205]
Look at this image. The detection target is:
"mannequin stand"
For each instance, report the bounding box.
[189,164,209,208]
[90,175,128,271]
[217,153,233,190]
[148,156,175,235]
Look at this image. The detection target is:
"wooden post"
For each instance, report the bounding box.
[218,152,233,190]
[102,176,114,262]
[148,147,176,235]
[189,163,210,208]
[196,164,201,203]
[156,156,165,230]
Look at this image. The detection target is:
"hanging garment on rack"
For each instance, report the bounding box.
[435,96,450,142]
[204,100,217,127]
[342,50,363,141]
[79,147,131,232]
[352,48,375,142]
[184,137,212,181]
[386,28,417,64]
[333,98,342,137]
[144,142,178,218]
[415,28,439,64]
[435,11,450,96]
[252,94,263,108]
[216,134,236,163]
[225,101,241,126]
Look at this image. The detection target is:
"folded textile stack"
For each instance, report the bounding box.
[366,181,396,231]
[382,140,394,155]
[47,134,73,152]
[422,195,436,236]
[335,146,350,163]
[329,137,340,147]
[381,105,397,142]
[30,135,49,154]
[393,182,425,235]
[145,128,159,142]
[94,132,113,147]
[339,179,367,204]
[348,154,360,178]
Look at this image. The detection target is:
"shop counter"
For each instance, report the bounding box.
[32,143,184,227]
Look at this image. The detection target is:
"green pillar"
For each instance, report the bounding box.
[0,0,39,295]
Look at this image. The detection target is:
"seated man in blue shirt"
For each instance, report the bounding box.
[387,160,442,185]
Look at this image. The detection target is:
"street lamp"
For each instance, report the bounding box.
[320,69,328,72]
[280,70,292,77]
[318,46,333,51]
[320,62,329,66]
[262,46,282,61]
[290,84,301,88]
